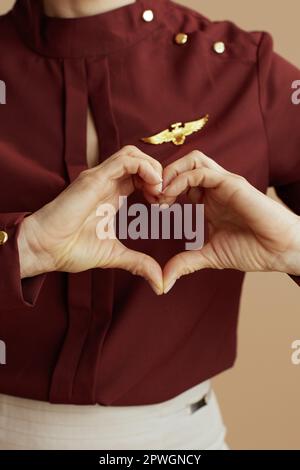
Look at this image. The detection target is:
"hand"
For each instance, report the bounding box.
[18,146,164,295]
[161,151,300,293]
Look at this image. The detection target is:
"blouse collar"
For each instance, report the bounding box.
[11,0,170,59]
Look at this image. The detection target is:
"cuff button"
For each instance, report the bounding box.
[0,231,8,245]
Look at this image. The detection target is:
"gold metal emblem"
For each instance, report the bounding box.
[0,231,8,245]
[141,115,209,146]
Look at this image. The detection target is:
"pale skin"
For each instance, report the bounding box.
[43,0,136,18]
[17,0,300,295]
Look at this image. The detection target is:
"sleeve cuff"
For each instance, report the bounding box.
[0,212,46,309]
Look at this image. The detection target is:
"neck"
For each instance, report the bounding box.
[43,0,136,18]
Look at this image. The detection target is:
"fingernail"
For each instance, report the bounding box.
[164,279,176,294]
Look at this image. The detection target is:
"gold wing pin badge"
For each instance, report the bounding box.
[141,114,209,146]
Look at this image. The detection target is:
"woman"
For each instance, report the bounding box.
[0,0,299,450]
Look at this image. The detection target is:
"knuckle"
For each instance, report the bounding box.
[165,170,176,182]
[78,169,99,189]
[189,150,205,169]
[165,165,179,180]
[228,173,248,191]
[153,159,163,172]
[230,173,247,184]
[190,149,204,161]
[121,144,139,156]
[120,154,135,171]
[192,168,203,183]
[78,169,89,179]
[163,165,176,177]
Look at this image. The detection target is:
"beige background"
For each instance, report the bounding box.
[1,0,300,450]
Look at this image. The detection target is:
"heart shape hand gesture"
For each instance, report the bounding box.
[19,146,300,294]
[160,151,300,292]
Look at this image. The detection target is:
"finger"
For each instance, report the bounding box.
[102,145,163,195]
[163,167,225,199]
[121,145,163,175]
[131,148,163,178]
[133,175,163,198]
[167,167,295,241]
[104,154,162,186]
[102,145,162,173]
[163,150,226,189]
[142,180,163,197]
[216,174,300,240]
[112,244,163,295]
[164,166,297,244]
[125,146,163,197]
[163,250,211,294]
[51,156,162,229]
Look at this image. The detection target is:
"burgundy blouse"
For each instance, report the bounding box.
[0,0,299,405]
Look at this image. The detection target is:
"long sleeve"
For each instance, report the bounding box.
[0,212,46,309]
[257,32,300,286]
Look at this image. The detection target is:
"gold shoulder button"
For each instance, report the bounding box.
[142,10,154,22]
[213,41,226,54]
[174,33,188,45]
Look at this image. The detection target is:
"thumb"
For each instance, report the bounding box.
[114,244,163,295]
[163,250,211,294]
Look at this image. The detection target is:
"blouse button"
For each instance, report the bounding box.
[174,33,188,45]
[213,41,226,54]
[142,10,154,22]
[0,231,8,245]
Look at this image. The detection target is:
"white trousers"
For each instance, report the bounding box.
[0,381,228,450]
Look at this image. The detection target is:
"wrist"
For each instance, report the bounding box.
[280,217,300,276]
[17,215,56,278]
